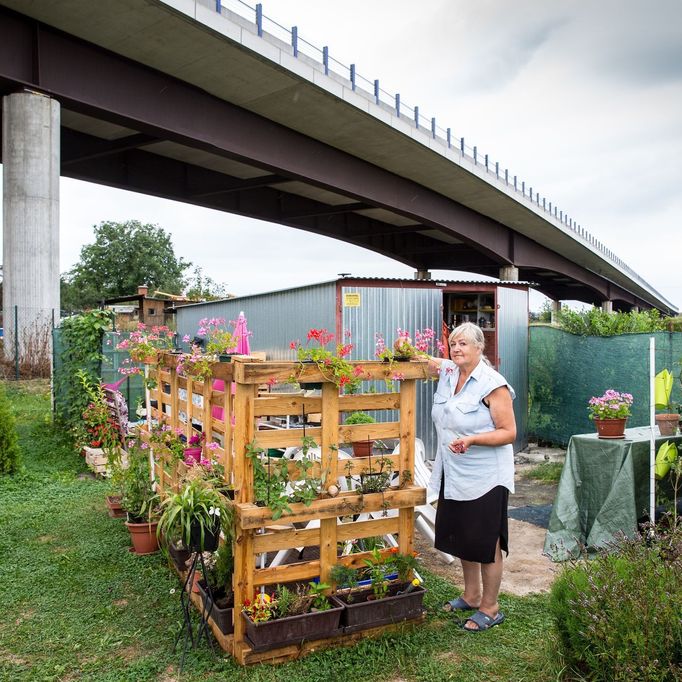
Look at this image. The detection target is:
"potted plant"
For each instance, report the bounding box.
[148,423,186,461]
[183,431,205,463]
[375,327,445,363]
[198,317,240,361]
[197,539,235,635]
[587,389,634,439]
[332,548,426,632]
[177,344,215,383]
[157,473,233,554]
[241,582,343,651]
[115,323,175,363]
[290,328,364,391]
[120,438,160,554]
[343,411,377,457]
[654,369,680,436]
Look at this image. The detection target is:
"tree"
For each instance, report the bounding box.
[184,266,232,302]
[61,220,191,310]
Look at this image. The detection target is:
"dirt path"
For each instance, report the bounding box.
[416,462,561,596]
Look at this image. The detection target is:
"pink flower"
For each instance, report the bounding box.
[182,334,190,343]
[206,441,219,451]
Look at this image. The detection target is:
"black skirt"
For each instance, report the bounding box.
[435,482,509,563]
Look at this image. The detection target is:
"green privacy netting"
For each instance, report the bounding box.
[528,327,682,446]
[52,329,145,417]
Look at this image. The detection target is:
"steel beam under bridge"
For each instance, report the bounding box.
[0,6,668,311]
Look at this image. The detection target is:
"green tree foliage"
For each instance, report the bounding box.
[184,266,231,302]
[0,384,22,474]
[61,220,190,310]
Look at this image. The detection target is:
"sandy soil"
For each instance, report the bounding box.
[415,462,561,596]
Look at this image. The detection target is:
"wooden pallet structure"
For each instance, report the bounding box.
[143,354,429,665]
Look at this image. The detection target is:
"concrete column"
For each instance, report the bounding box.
[601,300,613,313]
[499,265,519,281]
[631,305,640,313]
[2,91,60,361]
[414,270,431,280]
[550,300,561,325]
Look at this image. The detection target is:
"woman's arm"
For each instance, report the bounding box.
[448,385,517,453]
[413,355,446,378]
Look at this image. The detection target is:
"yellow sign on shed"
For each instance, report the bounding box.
[343,292,361,307]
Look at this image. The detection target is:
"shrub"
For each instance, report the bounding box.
[549,528,682,681]
[556,307,668,336]
[0,385,22,474]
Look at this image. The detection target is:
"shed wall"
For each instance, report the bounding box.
[176,283,336,359]
[496,286,529,452]
[341,284,442,459]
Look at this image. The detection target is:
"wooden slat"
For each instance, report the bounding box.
[253,427,322,448]
[236,487,426,529]
[340,453,400,477]
[336,516,399,542]
[338,421,400,445]
[338,392,401,412]
[252,395,321,417]
[253,559,320,587]
[398,380,416,478]
[252,526,321,554]
[233,526,254,647]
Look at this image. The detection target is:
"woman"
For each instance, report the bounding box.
[425,322,516,632]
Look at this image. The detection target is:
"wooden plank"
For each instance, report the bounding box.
[338,422,400,445]
[233,526,254,649]
[253,559,320,587]
[236,360,431,385]
[236,487,426,529]
[253,395,321,417]
[338,392,401,412]
[233,383,257,502]
[253,427,322,448]
[398,379,417,480]
[399,507,415,556]
[340,454,400,477]
[319,517,337,586]
[336,516,399,542]
[252,526,321,554]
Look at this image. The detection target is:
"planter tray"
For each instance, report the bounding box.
[245,627,344,653]
[342,610,426,635]
[597,434,626,440]
[338,585,427,631]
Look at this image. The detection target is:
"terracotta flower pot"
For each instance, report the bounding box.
[594,418,627,439]
[125,520,160,555]
[105,494,125,519]
[655,414,679,437]
[351,440,375,457]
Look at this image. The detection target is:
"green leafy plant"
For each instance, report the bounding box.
[358,457,394,494]
[119,438,159,522]
[0,384,22,475]
[157,473,233,551]
[54,309,113,431]
[76,370,122,454]
[343,411,376,426]
[363,547,391,599]
[391,549,420,582]
[556,307,668,336]
[549,528,682,680]
[307,582,332,611]
[115,322,175,362]
[245,441,292,520]
[177,345,215,383]
[198,317,240,355]
[330,564,359,592]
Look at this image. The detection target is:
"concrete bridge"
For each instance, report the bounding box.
[0,0,676,352]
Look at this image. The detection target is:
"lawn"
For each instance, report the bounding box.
[0,382,561,681]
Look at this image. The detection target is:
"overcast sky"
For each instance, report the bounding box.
[4,0,682,310]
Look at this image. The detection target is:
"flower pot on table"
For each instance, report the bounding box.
[241,597,344,652]
[337,583,426,633]
[593,418,627,439]
[655,414,679,437]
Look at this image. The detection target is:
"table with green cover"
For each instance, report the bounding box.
[544,426,680,561]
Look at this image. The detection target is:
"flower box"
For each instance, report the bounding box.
[336,583,426,633]
[197,580,234,635]
[241,597,344,652]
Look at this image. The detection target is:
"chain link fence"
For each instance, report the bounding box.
[0,305,56,380]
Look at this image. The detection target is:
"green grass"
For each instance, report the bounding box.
[524,462,564,484]
[0,382,562,681]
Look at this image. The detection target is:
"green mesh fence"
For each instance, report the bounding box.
[52,330,145,417]
[529,326,682,446]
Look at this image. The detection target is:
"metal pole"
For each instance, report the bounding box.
[14,305,19,380]
[649,337,656,529]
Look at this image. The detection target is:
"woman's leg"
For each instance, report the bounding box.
[464,539,503,630]
[459,559,482,608]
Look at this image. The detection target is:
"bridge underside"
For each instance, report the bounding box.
[0,7,656,310]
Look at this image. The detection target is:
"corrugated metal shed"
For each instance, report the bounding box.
[176,277,531,457]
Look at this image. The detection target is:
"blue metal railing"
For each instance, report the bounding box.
[209,0,657,296]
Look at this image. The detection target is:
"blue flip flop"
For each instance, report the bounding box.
[461,609,505,632]
[442,596,477,612]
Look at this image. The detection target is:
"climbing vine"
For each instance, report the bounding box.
[53,309,114,434]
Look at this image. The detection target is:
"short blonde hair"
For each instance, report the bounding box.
[449,322,485,350]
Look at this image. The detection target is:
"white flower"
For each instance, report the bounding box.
[208,506,221,517]
[169,588,176,595]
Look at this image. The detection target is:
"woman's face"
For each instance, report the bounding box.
[449,334,481,369]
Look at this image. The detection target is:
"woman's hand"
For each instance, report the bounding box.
[448,435,475,454]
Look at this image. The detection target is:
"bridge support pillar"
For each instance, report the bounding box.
[499,265,519,281]
[601,300,613,313]
[550,300,561,325]
[2,90,60,361]
[414,270,431,280]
